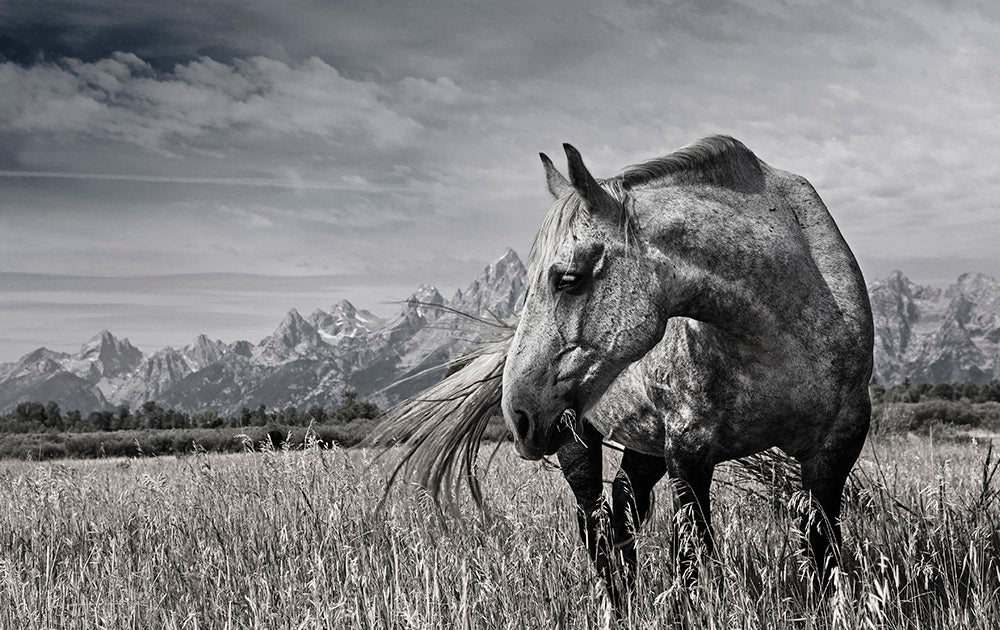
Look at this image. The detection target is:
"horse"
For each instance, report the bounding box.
[374,135,873,606]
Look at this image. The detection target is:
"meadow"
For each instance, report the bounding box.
[0,434,997,629]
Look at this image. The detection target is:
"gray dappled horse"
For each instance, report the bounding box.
[500,136,873,601]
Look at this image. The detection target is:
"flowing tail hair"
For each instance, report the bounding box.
[366,313,515,515]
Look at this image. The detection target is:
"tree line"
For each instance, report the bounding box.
[3,379,999,461]
[0,390,380,435]
[871,378,1000,405]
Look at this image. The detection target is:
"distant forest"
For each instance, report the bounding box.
[872,378,1000,404]
[0,390,380,435]
[0,391,391,461]
[2,380,1000,461]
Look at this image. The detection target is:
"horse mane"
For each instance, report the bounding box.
[619,135,765,193]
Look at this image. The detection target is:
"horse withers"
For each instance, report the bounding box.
[500,136,873,601]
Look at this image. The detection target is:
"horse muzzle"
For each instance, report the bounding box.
[509,407,580,460]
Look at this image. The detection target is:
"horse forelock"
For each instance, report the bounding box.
[527,181,635,283]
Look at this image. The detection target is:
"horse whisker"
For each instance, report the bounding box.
[562,408,586,447]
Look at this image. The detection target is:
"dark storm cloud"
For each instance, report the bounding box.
[0,0,290,70]
[0,0,613,79]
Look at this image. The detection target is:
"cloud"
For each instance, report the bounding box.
[216,204,273,229]
[2,0,1000,299]
[0,54,423,157]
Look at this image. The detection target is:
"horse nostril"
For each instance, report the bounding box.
[513,409,532,441]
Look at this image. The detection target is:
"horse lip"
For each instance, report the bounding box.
[514,440,544,461]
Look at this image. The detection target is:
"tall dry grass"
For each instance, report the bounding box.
[0,435,997,629]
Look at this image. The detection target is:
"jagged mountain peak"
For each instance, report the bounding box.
[77,330,142,363]
[92,328,115,341]
[187,333,226,350]
[449,249,526,319]
[956,271,998,285]
[183,334,228,371]
[67,329,144,382]
[255,308,328,366]
[270,309,319,340]
[310,299,384,345]
[493,247,525,273]
[872,270,918,294]
[946,272,1000,341]
[17,347,71,365]
[871,270,941,303]
[334,299,358,316]
[81,329,128,350]
[409,284,445,305]
[407,285,446,322]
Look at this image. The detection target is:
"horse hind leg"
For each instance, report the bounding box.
[611,449,667,595]
[798,395,871,587]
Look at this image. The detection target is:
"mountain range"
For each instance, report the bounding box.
[2,249,999,415]
[0,249,525,415]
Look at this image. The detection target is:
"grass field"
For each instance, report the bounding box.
[0,435,998,629]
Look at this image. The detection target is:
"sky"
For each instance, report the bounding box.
[2,0,1000,361]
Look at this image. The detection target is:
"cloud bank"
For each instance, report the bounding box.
[1,0,999,359]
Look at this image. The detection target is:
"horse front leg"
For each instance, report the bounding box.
[611,449,666,593]
[664,449,715,585]
[556,421,624,605]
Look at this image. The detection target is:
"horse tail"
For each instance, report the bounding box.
[367,327,514,514]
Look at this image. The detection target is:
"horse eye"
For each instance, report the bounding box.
[555,272,582,292]
[549,264,589,294]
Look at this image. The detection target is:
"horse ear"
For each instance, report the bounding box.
[540,152,570,199]
[563,143,614,210]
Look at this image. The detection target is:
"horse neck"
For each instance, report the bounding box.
[640,187,799,346]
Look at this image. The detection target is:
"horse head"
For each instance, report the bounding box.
[501,145,670,459]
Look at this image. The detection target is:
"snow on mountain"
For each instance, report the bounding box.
[310,300,384,344]
[356,253,525,404]
[62,330,144,383]
[56,330,145,401]
[1,348,69,382]
[254,309,330,366]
